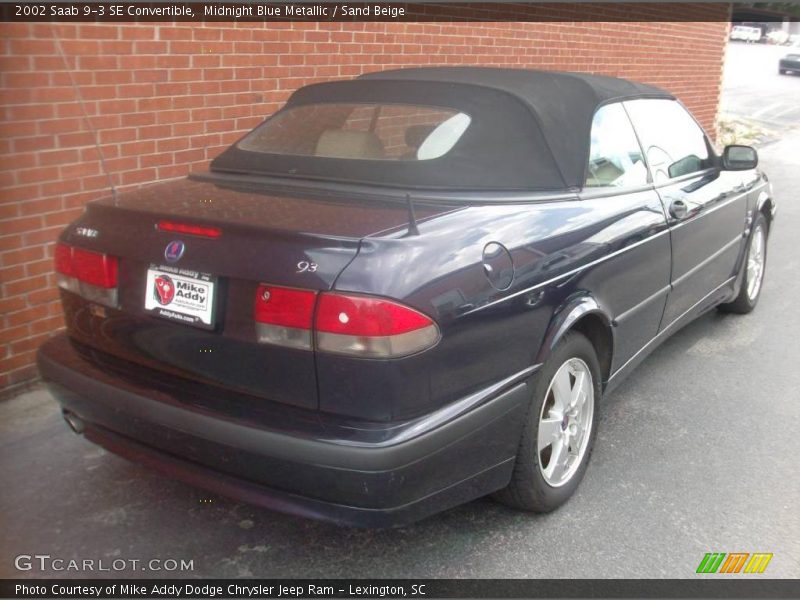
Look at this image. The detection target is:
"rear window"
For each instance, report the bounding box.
[210,79,567,191]
[238,103,471,161]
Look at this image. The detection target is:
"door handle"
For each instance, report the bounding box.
[669,199,689,220]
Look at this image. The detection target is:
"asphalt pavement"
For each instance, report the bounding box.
[1,47,799,579]
[722,41,800,127]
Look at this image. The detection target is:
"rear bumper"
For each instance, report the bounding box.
[37,335,532,527]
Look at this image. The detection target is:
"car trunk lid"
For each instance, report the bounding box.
[59,177,452,413]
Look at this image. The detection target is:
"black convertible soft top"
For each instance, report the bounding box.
[211,67,673,192]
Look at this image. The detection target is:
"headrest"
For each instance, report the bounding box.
[404,124,436,149]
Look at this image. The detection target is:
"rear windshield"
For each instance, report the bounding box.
[210,79,567,191]
[237,103,471,162]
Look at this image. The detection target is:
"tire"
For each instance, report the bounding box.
[720,212,768,314]
[494,331,601,512]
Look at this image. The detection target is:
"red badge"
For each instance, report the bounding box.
[154,274,175,305]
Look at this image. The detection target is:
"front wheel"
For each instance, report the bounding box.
[720,213,768,314]
[494,331,600,512]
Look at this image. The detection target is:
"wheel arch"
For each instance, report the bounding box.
[535,294,615,386]
[756,189,775,230]
[757,197,775,229]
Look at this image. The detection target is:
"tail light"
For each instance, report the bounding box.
[315,293,439,358]
[254,285,316,350]
[254,286,439,358]
[55,242,119,307]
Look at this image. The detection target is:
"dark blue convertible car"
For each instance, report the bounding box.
[38,68,775,526]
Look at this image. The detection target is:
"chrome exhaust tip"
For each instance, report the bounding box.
[63,410,84,435]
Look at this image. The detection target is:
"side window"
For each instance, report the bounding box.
[624,99,712,183]
[585,103,648,188]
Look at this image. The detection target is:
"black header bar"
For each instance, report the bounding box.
[0,1,777,22]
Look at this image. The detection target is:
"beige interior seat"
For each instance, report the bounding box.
[315,130,385,159]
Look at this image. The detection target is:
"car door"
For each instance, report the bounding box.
[578,102,671,366]
[624,98,747,328]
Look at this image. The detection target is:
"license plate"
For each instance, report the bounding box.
[144,265,216,329]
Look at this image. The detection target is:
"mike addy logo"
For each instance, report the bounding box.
[154,274,175,305]
[696,552,773,574]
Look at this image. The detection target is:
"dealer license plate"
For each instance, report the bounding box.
[144,265,216,329]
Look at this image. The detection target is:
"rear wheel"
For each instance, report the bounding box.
[720,213,768,314]
[495,331,600,512]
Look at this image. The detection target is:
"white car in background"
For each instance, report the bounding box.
[766,30,790,45]
[730,25,762,43]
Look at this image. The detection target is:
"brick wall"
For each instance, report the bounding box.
[0,4,732,394]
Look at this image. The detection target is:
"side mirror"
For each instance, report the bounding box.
[722,145,758,170]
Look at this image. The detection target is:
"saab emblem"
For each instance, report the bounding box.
[154,274,175,305]
[164,240,185,263]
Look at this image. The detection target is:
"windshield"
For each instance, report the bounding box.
[238,103,471,162]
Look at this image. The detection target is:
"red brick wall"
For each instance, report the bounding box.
[0,5,731,394]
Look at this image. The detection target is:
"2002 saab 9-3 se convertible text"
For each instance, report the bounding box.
[38,68,775,527]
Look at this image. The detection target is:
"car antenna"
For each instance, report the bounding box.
[404,193,420,237]
[53,27,118,205]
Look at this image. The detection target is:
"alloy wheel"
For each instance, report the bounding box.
[537,358,595,487]
[747,224,766,302]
